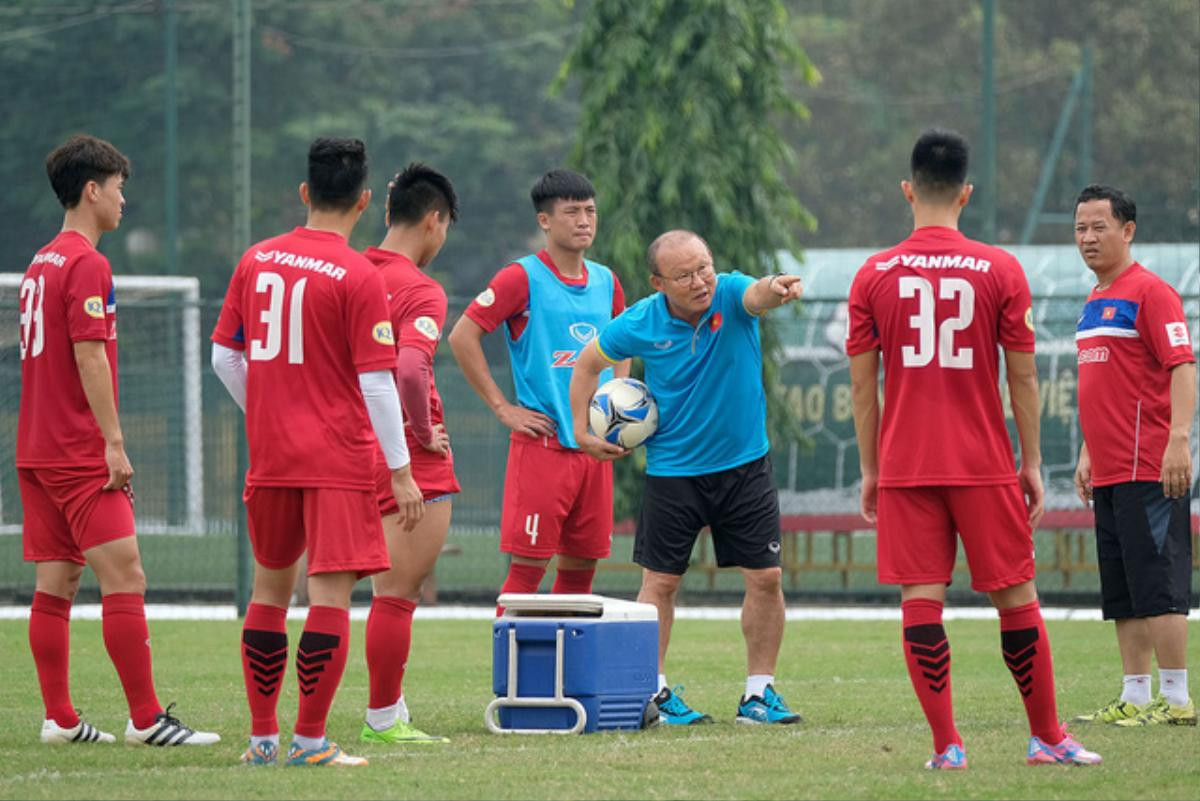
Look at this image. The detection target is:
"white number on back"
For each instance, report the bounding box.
[898,275,974,369]
[249,273,307,364]
[19,276,45,360]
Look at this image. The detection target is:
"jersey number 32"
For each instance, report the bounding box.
[899,275,974,369]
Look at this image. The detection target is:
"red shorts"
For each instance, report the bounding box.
[876,484,1035,592]
[374,440,461,515]
[244,485,390,578]
[19,466,135,564]
[500,435,613,560]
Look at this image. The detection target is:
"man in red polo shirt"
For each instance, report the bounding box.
[1070,184,1196,727]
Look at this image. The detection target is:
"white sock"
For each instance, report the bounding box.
[365,700,400,732]
[1121,674,1152,706]
[291,732,324,751]
[250,733,279,750]
[746,674,773,699]
[657,674,668,694]
[1159,668,1189,707]
[396,695,411,724]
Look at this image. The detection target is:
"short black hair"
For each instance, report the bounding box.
[307,137,368,212]
[1075,184,1136,225]
[530,169,595,214]
[45,134,131,209]
[910,128,969,202]
[387,163,458,226]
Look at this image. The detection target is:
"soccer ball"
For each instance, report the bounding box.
[588,377,658,449]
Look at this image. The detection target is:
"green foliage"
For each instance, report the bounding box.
[2,618,1199,799]
[559,0,819,518]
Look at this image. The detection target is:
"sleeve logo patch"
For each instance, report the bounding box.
[1024,306,1035,332]
[475,288,496,307]
[413,316,440,341]
[83,296,105,318]
[372,321,395,345]
[1165,322,1190,347]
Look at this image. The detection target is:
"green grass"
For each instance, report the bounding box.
[1,617,1197,800]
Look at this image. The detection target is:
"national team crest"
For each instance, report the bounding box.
[1101,306,1116,321]
[710,312,723,331]
[569,322,598,343]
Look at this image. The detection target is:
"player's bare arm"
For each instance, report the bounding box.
[848,349,880,523]
[568,340,628,462]
[73,339,133,490]
[743,273,803,315]
[447,314,556,438]
[1074,441,1093,506]
[1004,349,1045,527]
[1161,361,1197,498]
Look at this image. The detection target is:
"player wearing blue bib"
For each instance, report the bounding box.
[570,229,804,727]
[449,170,628,613]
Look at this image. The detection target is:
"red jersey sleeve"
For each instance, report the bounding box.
[347,268,398,374]
[844,266,879,356]
[463,263,529,333]
[212,259,248,350]
[396,283,446,359]
[63,252,112,343]
[1137,280,1195,369]
[997,256,1036,352]
[611,273,626,316]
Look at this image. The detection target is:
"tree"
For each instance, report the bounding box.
[559,0,819,518]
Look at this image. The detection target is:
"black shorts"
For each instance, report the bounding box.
[634,454,781,575]
[1093,482,1193,619]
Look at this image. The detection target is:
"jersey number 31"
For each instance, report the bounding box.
[250,272,307,363]
[899,275,974,369]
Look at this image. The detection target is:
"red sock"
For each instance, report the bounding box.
[901,598,961,754]
[366,596,416,709]
[242,602,288,736]
[29,592,77,728]
[551,567,595,595]
[294,605,350,740]
[496,562,546,616]
[101,593,162,729]
[999,600,1061,744]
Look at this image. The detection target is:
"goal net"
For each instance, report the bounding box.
[0,274,204,535]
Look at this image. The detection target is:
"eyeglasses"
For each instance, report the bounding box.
[656,264,715,288]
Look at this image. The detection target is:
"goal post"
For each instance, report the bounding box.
[0,273,205,535]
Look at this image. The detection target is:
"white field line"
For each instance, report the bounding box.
[2,604,1193,622]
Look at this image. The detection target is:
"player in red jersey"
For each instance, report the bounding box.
[212,138,422,768]
[448,170,628,612]
[18,135,218,747]
[358,163,460,745]
[1069,185,1196,727]
[847,129,1099,769]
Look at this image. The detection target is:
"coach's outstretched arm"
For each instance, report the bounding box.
[848,349,880,523]
[1004,349,1044,528]
[743,273,804,315]
[569,340,628,462]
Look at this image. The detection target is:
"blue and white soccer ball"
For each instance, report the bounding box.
[588,377,658,449]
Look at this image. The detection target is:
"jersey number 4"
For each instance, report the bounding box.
[250,273,307,363]
[899,275,974,369]
[19,275,45,360]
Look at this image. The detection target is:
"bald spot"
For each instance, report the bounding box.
[647,229,708,273]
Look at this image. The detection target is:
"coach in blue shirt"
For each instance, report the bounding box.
[569,229,804,727]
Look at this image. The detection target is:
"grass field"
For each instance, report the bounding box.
[1,616,1197,800]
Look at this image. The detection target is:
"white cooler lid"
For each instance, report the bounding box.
[497,593,657,621]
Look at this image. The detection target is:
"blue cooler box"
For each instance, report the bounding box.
[488,594,658,734]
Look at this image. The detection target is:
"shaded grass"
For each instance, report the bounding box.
[0,617,1198,799]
